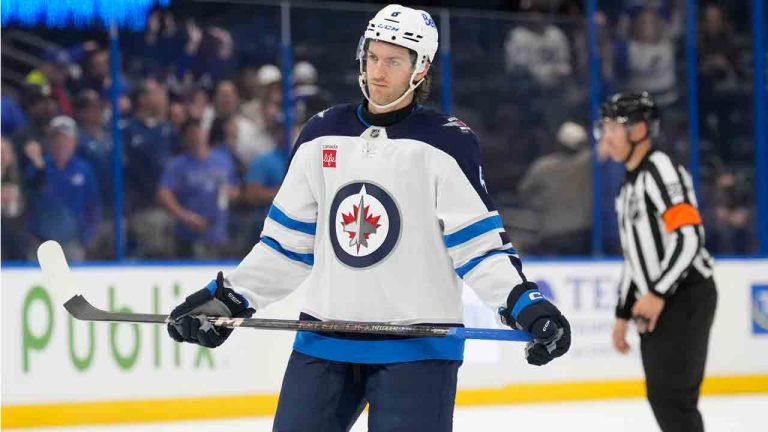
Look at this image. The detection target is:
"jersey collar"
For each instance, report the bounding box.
[624,149,656,183]
[357,99,419,128]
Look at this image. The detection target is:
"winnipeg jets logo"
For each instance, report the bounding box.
[340,188,382,253]
[330,182,401,268]
[442,116,471,133]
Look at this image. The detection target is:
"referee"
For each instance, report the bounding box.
[597,92,718,432]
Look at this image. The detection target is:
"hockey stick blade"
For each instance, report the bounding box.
[64,294,169,324]
[63,294,532,341]
[37,240,80,305]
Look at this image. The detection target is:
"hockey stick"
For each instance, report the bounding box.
[38,241,532,342]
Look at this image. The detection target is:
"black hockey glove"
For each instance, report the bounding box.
[498,281,571,366]
[167,271,255,348]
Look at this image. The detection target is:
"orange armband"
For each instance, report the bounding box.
[662,203,702,232]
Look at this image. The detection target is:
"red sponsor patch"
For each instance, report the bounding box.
[323,149,337,168]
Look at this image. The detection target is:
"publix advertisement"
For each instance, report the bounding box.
[2,260,767,406]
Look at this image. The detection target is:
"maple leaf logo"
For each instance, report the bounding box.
[340,194,381,254]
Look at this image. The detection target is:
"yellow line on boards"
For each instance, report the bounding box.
[1,394,280,429]
[3,375,767,429]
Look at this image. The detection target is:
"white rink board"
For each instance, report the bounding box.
[2,259,767,405]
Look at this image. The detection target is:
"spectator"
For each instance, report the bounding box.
[614,7,678,106]
[122,78,176,258]
[217,115,246,181]
[503,6,574,130]
[74,90,113,206]
[244,135,286,210]
[258,82,285,149]
[699,4,738,83]
[504,9,572,90]
[615,0,683,41]
[75,47,131,114]
[574,11,617,96]
[74,90,117,259]
[79,48,110,97]
[177,20,238,85]
[241,64,281,128]
[13,84,59,166]
[169,98,189,133]
[2,136,27,260]
[203,79,273,166]
[1,89,28,137]
[243,97,297,241]
[517,121,592,255]
[186,86,210,123]
[26,48,73,116]
[216,115,255,256]
[704,169,755,254]
[158,120,239,258]
[173,19,205,89]
[124,10,185,80]
[698,3,741,163]
[24,117,101,261]
[293,61,332,121]
[123,78,175,208]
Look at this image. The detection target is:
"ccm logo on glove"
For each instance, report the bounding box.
[498,281,571,366]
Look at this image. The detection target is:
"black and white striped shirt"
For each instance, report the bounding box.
[615,150,714,319]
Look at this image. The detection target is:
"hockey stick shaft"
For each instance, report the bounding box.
[64,294,532,341]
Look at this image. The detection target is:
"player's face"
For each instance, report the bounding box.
[365,41,415,107]
[598,119,633,163]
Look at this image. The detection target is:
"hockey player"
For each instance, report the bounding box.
[167,4,571,431]
[598,92,717,432]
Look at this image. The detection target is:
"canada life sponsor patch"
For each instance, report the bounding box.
[322,144,337,168]
[329,182,401,268]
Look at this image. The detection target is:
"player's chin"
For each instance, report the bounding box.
[370,94,395,106]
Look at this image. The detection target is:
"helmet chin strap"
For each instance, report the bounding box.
[359,67,424,111]
[622,124,650,164]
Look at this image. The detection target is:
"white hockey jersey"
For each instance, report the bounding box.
[225,103,527,363]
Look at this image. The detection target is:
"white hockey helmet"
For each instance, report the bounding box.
[357,4,439,110]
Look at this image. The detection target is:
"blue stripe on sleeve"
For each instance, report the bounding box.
[455,247,518,278]
[443,215,503,248]
[260,236,314,266]
[268,205,317,236]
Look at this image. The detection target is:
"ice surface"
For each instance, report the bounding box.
[21,395,767,431]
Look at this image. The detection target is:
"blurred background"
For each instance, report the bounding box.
[0,0,765,262]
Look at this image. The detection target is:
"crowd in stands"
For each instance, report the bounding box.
[2,9,330,261]
[0,1,759,261]
[467,0,757,255]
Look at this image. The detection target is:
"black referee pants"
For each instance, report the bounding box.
[640,277,717,432]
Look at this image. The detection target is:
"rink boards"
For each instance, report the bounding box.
[2,259,767,428]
